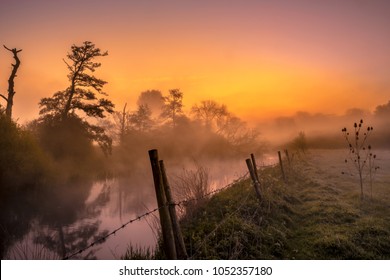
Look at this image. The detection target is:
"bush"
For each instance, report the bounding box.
[291,131,308,154]
[0,114,50,194]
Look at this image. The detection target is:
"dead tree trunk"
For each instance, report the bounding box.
[1,46,22,119]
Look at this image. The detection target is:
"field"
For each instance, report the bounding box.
[176,149,390,259]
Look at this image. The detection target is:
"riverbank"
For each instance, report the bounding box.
[177,150,390,259]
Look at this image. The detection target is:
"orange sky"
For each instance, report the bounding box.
[1,0,390,123]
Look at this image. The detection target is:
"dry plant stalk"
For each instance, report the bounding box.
[173,163,211,213]
[342,119,379,200]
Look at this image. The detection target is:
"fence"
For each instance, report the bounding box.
[63,149,293,260]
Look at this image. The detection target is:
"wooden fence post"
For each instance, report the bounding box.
[159,160,188,260]
[278,151,286,182]
[148,149,177,259]
[250,153,259,182]
[246,158,262,201]
[284,149,291,167]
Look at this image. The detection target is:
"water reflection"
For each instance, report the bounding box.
[0,191,36,258]
[2,179,110,259]
[1,158,252,259]
[79,175,158,259]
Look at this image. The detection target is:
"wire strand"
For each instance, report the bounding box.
[63,171,251,260]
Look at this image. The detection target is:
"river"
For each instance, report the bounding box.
[3,154,278,259]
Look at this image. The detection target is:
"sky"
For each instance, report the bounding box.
[1,0,390,123]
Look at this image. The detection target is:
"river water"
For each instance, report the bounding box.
[3,155,277,260]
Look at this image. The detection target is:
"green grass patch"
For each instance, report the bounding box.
[179,155,390,259]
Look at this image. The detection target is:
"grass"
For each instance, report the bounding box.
[121,244,155,260]
[178,150,390,259]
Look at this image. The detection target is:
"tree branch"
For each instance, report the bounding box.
[3,45,22,53]
[62,58,72,70]
[0,93,9,102]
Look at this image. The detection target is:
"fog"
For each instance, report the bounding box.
[1,92,389,259]
[253,103,390,150]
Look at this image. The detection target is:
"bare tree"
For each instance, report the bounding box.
[217,113,260,150]
[111,103,129,144]
[191,100,228,130]
[1,46,22,119]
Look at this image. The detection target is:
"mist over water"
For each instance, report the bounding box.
[3,156,251,259]
[1,93,389,259]
[1,0,390,263]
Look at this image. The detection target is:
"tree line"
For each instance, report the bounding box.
[1,41,263,180]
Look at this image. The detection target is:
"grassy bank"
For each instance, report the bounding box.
[178,151,390,259]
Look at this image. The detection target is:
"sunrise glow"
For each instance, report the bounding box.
[1,0,389,122]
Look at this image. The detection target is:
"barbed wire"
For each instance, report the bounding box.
[63,170,251,260]
[63,164,284,260]
[63,207,161,260]
[174,171,249,207]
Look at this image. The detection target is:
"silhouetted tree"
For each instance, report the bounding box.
[372,100,390,148]
[39,41,113,119]
[0,45,22,119]
[191,100,228,130]
[38,41,114,155]
[0,113,50,258]
[345,108,367,118]
[374,100,390,117]
[217,113,242,139]
[128,104,153,132]
[0,114,48,193]
[216,113,260,151]
[161,89,184,128]
[137,90,164,117]
[112,103,129,144]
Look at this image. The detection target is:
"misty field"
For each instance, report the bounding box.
[2,0,390,266]
[172,149,390,260]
